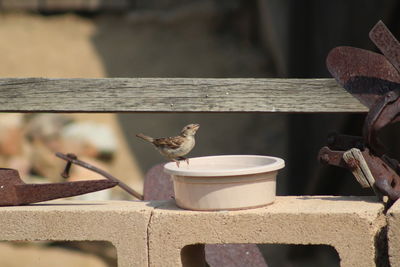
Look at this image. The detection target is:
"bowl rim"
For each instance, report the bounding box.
[163,154,285,177]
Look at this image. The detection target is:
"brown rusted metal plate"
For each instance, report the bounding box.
[0,168,117,206]
[369,20,400,74]
[326,46,400,108]
[15,180,117,206]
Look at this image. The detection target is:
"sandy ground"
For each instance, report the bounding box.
[0,242,108,267]
[0,13,105,78]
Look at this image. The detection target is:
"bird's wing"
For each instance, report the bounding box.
[153,136,184,149]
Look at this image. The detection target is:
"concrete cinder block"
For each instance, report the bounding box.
[388,199,400,267]
[148,196,385,267]
[0,200,153,267]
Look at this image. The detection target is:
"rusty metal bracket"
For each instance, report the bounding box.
[0,168,117,206]
[319,20,400,206]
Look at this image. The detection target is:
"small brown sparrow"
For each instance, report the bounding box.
[136,123,200,166]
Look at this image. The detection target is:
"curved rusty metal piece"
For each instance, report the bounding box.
[363,90,400,155]
[326,46,400,108]
[370,20,400,74]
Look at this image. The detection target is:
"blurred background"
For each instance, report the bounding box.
[0,0,398,266]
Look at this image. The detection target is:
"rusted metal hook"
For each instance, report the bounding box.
[56,152,144,200]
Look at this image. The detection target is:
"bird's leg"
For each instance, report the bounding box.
[176,160,180,167]
[177,157,189,165]
[169,158,180,168]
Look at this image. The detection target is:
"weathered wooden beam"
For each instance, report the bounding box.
[0,78,367,113]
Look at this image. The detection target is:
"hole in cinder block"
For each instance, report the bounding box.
[181,244,207,267]
[181,243,340,267]
[0,241,117,267]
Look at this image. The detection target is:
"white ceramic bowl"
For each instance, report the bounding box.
[164,155,285,211]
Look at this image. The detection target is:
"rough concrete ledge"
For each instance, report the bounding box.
[0,197,386,267]
[0,200,153,267]
[388,199,400,267]
[148,196,385,267]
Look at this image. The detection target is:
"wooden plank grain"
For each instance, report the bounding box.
[0,78,367,113]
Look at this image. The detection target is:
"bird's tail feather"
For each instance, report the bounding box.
[136,133,154,143]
